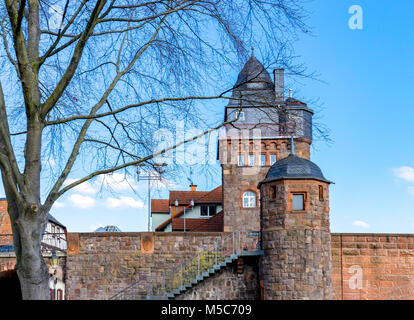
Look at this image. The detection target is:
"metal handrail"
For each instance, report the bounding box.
[109,230,260,300]
[161,230,260,295]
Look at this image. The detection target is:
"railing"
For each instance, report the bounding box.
[222,122,297,138]
[109,273,166,300]
[110,230,261,300]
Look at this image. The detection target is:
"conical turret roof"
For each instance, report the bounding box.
[227,55,275,108]
[234,55,273,90]
[258,154,332,187]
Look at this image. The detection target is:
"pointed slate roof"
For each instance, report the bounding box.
[228,55,275,108]
[234,55,273,90]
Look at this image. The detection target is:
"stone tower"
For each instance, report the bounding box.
[258,152,332,300]
[219,54,314,232]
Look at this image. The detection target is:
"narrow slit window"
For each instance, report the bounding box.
[270,186,277,199]
[319,185,324,201]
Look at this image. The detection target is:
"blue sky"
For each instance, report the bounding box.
[295,0,414,233]
[1,1,414,233]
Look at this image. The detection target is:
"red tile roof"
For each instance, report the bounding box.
[195,186,222,203]
[171,211,223,232]
[155,185,223,231]
[169,186,222,206]
[151,199,169,213]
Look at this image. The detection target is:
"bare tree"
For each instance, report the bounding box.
[0,0,309,299]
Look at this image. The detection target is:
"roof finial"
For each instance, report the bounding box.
[289,88,293,98]
[290,135,295,156]
[251,47,255,57]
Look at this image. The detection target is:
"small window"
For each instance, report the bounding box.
[201,206,208,216]
[319,185,324,201]
[57,289,63,300]
[248,154,255,166]
[238,154,244,166]
[270,186,276,199]
[236,111,245,121]
[209,206,217,216]
[201,206,217,217]
[260,154,266,166]
[292,194,304,211]
[243,191,256,208]
[270,154,277,165]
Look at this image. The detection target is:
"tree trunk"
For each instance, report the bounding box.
[9,200,50,300]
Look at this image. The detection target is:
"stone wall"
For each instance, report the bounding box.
[66,232,233,300]
[0,199,12,238]
[0,256,16,272]
[331,234,414,300]
[66,232,414,300]
[177,256,260,300]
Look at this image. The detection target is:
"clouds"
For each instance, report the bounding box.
[393,166,414,197]
[58,172,177,210]
[53,201,65,208]
[68,194,96,209]
[67,193,145,210]
[65,178,97,195]
[352,220,370,229]
[105,196,144,209]
[97,173,137,191]
[393,166,414,183]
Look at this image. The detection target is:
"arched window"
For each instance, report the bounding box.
[243,191,256,208]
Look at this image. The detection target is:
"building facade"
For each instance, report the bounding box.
[153,185,223,232]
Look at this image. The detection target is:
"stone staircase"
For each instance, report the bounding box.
[166,253,239,299]
[109,231,261,300]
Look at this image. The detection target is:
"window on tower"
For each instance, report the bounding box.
[260,154,266,166]
[238,154,244,166]
[270,154,277,165]
[248,154,255,166]
[236,111,245,121]
[292,194,305,211]
[319,185,324,201]
[243,191,256,208]
[270,186,276,199]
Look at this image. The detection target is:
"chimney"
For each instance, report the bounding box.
[274,69,284,103]
[189,184,197,192]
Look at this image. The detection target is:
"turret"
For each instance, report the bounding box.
[258,152,332,300]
